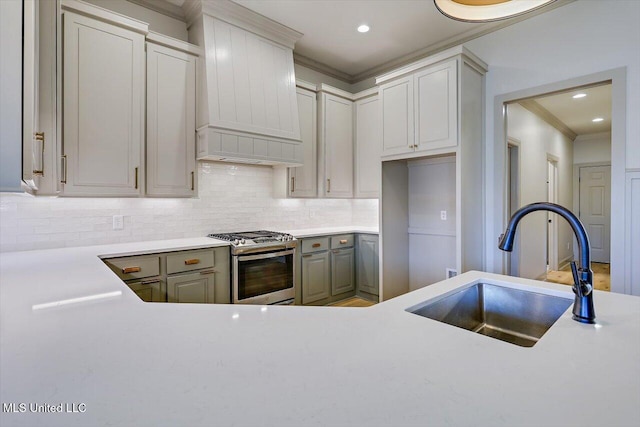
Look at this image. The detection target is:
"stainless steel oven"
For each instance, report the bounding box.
[233,247,295,305]
[208,231,296,305]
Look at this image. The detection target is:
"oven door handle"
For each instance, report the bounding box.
[236,249,295,262]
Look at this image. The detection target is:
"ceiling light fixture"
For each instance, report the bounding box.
[572,93,587,99]
[434,0,556,23]
[357,24,370,33]
[592,117,604,123]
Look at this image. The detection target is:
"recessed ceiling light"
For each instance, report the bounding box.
[357,24,370,33]
[592,117,604,122]
[572,93,587,99]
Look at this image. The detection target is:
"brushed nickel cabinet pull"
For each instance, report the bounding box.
[332,250,340,254]
[327,178,331,193]
[339,239,348,244]
[291,176,295,193]
[134,167,139,189]
[312,243,321,248]
[61,155,67,184]
[33,132,44,176]
[140,279,160,286]
[200,269,217,275]
[123,266,141,274]
[184,258,200,265]
[191,171,195,191]
[302,254,312,258]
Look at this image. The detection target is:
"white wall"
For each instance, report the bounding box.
[0,0,22,192]
[573,132,611,165]
[0,163,379,252]
[507,103,574,279]
[463,0,640,294]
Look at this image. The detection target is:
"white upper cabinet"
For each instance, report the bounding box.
[380,76,414,157]
[354,93,382,198]
[319,91,354,198]
[146,40,197,197]
[414,60,457,151]
[289,86,317,197]
[61,9,146,196]
[378,57,458,158]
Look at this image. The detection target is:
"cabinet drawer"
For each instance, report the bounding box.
[301,237,330,253]
[330,234,354,249]
[166,249,215,275]
[106,255,160,281]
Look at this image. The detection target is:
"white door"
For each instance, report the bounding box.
[579,165,611,263]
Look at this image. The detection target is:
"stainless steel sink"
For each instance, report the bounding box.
[407,283,573,347]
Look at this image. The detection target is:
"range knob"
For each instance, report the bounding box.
[232,239,240,245]
[240,239,246,245]
[276,235,283,241]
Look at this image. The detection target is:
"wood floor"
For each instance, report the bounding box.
[544,262,610,291]
[329,297,376,307]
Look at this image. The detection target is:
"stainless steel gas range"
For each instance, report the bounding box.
[207,230,296,305]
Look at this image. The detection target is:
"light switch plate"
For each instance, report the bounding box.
[112,215,124,230]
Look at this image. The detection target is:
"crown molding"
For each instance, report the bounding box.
[519,99,578,141]
[127,0,186,21]
[147,31,203,56]
[293,53,353,84]
[61,0,149,34]
[184,0,302,49]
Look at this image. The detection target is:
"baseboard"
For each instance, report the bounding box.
[558,256,573,271]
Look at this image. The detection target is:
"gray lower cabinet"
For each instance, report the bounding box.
[167,271,216,303]
[299,233,358,305]
[301,251,330,304]
[357,234,379,297]
[331,248,355,295]
[103,246,230,304]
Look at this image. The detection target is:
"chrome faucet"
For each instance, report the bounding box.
[498,202,596,324]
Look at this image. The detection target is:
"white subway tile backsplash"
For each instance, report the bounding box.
[0,163,378,252]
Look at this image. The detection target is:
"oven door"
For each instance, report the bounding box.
[233,249,295,305]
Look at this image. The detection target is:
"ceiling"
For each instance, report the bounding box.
[533,84,612,136]
[232,0,569,82]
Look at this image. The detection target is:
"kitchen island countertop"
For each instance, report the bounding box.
[0,239,638,427]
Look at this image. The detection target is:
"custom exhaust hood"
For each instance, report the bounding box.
[185,0,304,167]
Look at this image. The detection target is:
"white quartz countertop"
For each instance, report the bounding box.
[0,240,638,427]
[285,226,379,237]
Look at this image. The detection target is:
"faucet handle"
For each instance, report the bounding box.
[570,261,584,297]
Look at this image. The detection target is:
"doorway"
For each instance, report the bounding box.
[503,81,612,290]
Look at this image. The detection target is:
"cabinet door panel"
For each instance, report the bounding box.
[167,272,215,303]
[290,87,317,197]
[302,252,330,304]
[331,248,355,296]
[146,43,196,197]
[323,93,353,198]
[127,279,166,302]
[415,60,457,151]
[62,12,143,196]
[381,76,414,157]
[357,235,379,296]
[355,96,381,198]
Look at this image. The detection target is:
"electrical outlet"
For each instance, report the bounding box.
[567,242,570,250]
[440,210,447,220]
[112,215,124,230]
